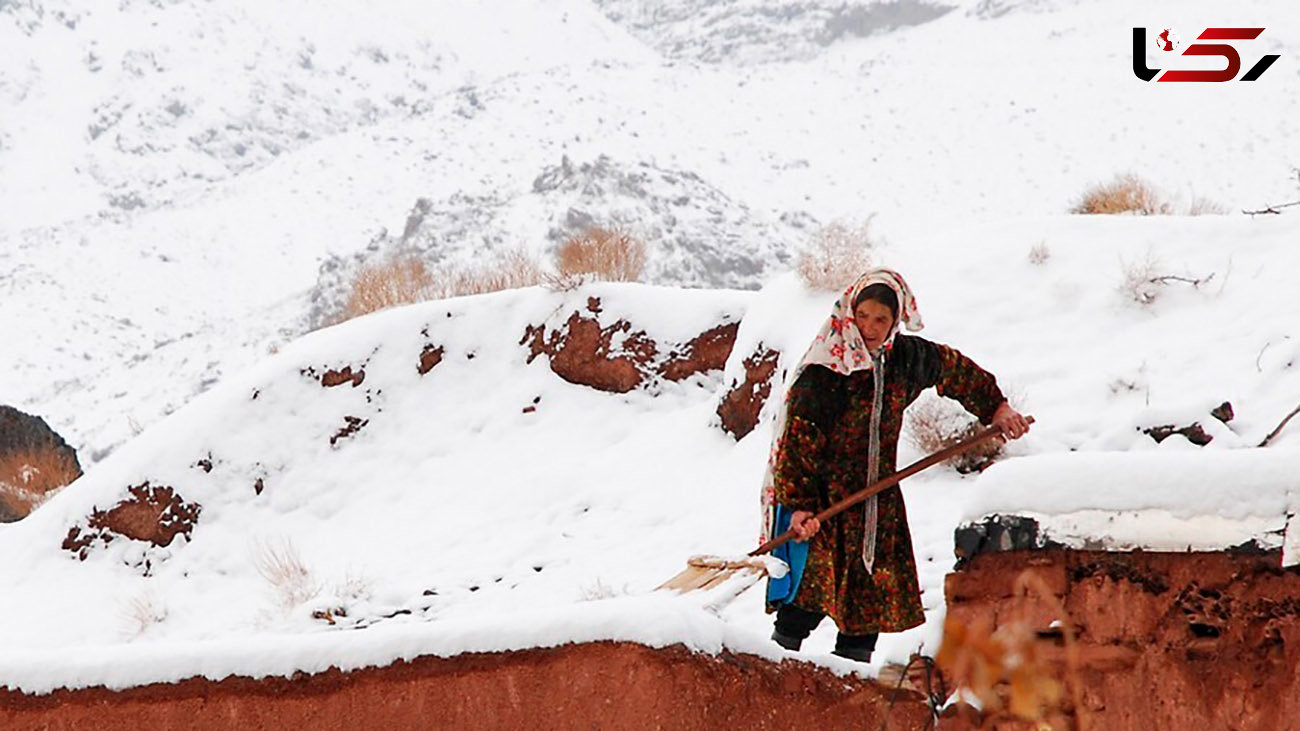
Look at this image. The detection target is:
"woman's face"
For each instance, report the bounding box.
[853,299,896,352]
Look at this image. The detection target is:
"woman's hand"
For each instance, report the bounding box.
[992,402,1031,440]
[789,511,821,541]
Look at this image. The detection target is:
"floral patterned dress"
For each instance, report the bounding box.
[765,333,1007,635]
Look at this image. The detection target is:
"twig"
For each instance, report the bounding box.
[1259,403,1300,447]
[878,651,945,731]
[1256,336,1289,372]
[1148,272,1214,288]
[1242,201,1300,217]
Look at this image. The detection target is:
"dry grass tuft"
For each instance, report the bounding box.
[905,395,1004,474]
[549,227,646,289]
[0,445,82,520]
[122,590,169,638]
[337,254,435,323]
[440,248,545,297]
[332,248,545,325]
[1070,173,1172,215]
[1027,241,1051,265]
[254,539,321,609]
[1118,249,1163,305]
[796,218,877,291]
[578,578,624,601]
[1188,196,1227,216]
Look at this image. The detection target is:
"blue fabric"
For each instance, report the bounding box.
[765,504,810,604]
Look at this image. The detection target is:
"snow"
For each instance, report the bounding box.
[2,0,1299,698]
[963,450,1300,554]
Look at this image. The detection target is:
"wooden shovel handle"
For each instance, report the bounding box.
[749,415,1034,557]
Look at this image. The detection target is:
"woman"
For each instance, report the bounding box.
[761,267,1030,662]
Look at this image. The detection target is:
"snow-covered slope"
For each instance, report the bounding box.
[2,207,1297,692]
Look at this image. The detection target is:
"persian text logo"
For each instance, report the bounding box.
[1133,27,1280,82]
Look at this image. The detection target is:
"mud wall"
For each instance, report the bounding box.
[0,641,929,731]
[943,550,1300,730]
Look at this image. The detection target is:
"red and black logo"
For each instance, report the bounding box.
[1133,27,1280,82]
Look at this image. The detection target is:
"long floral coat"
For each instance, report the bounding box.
[765,333,1007,635]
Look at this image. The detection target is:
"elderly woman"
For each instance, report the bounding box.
[760,267,1030,662]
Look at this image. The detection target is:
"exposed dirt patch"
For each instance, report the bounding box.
[660,322,740,382]
[329,416,368,448]
[417,344,444,375]
[0,642,928,731]
[716,346,781,440]
[943,550,1300,730]
[1143,421,1213,446]
[521,298,738,393]
[61,482,201,562]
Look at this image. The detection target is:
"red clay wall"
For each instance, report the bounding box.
[943,549,1300,730]
[0,641,930,730]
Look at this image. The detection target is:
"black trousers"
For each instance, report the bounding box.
[774,602,879,653]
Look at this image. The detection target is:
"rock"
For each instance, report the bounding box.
[0,406,83,522]
[1211,401,1234,423]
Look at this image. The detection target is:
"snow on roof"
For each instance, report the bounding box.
[965,450,1300,563]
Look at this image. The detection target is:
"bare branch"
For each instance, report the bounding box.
[1259,403,1300,447]
[1148,272,1215,288]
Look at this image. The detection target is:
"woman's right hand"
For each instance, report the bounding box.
[790,511,821,542]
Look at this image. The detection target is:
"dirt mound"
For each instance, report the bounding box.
[0,642,929,730]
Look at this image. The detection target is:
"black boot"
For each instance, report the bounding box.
[832,632,878,663]
[771,603,824,652]
[770,628,803,651]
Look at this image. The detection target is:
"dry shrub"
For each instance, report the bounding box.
[333,248,544,325]
[550,227,646,289]
[0,445,82,520]
[1070,173,1172,215]
[904,394,1004,473]
[337,254,435,323]
[254,539,320,609]
[438,248,544,297]
[796,217,877,291]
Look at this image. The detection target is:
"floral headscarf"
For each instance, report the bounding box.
[760,267,924,571]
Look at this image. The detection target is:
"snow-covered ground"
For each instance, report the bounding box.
[2,0,1299,695]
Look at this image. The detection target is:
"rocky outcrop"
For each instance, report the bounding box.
[942,549,1300,730]
[0,406,82,522]
[521,297,739,393]
[716,346,781,440]
[0,642,930,731]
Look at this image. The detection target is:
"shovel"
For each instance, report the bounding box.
[655,416,1034,597]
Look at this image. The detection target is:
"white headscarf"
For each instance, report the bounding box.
[760,267,924,572]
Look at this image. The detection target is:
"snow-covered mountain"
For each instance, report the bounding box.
[3,0,1298,518]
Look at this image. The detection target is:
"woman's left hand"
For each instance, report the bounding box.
[992,402,1031,440]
